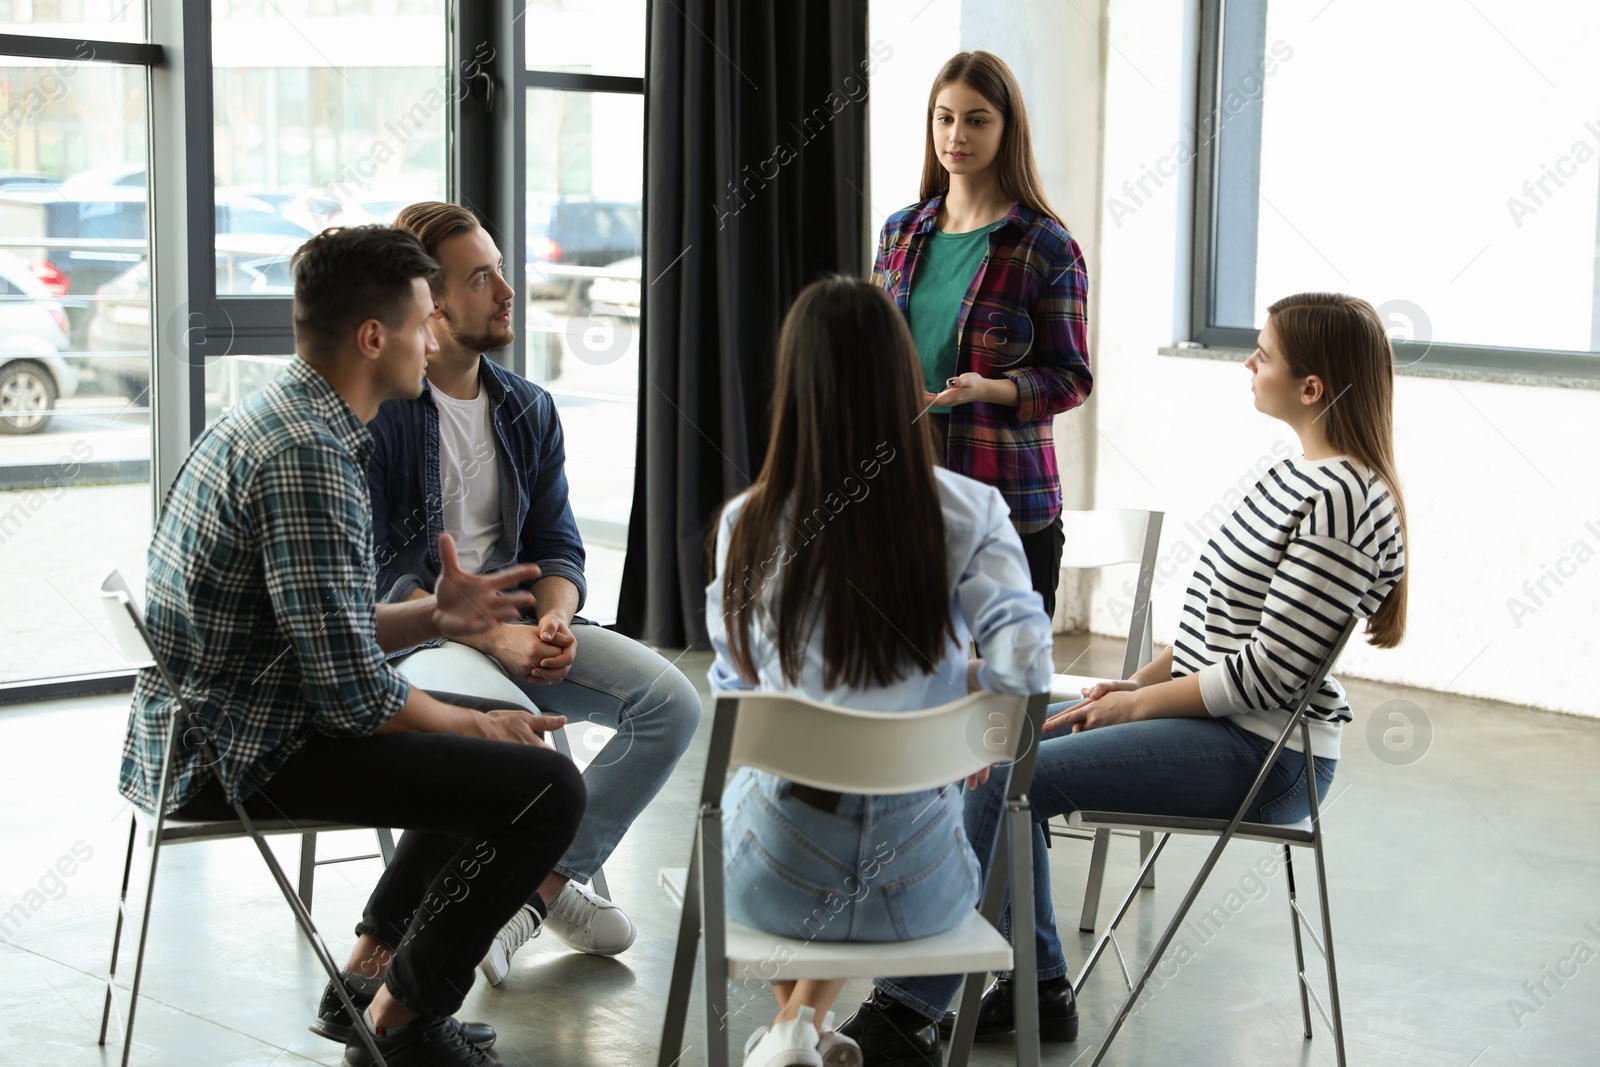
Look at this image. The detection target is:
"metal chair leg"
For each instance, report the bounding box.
[946,971,988,1067]
[236,807,388,1067]
[700,809,730,1067]
[298,832,317,909]
[1138,830,1156,889]
[1305,770,1348,1066]
[1283,844,1313,1038]
[1085,807,1274,1067]
[1079,828,1111,932]
[114,809,170,1067]
[551,725,613,902]
[1008,803,1040,1067]
[657,847,702,1067]
[375,828,396,865]
[948,826,1011,1067]
[98,813,138,1047]
[1073,832,1168,995]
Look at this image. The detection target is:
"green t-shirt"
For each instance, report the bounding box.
[906,218,1004,414]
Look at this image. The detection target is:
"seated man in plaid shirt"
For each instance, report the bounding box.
[117,225,584,1067]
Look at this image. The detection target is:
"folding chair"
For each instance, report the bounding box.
[656,689,1050,1067]
[1068,615,1362,1067]
[94,570,390,1067]
[1043,508,1164,930]
[390,639,612,901]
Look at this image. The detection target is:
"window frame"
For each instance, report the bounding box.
[180,0,480,434]
[0,23,165,704]
[514,14,647,378]
[1187,0,1600,384]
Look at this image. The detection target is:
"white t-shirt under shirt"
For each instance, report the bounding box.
[432,386,503,576]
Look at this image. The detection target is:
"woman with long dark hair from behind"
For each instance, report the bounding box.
[873,50,1093,619]
[839,293,1409,1064]
[706,276,1054,1067]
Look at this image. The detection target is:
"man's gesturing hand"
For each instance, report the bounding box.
[432,533,541,638]
[476,710,567,748]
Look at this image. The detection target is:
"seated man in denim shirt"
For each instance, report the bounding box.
[366,201,702,982]
[120,226,587,1067]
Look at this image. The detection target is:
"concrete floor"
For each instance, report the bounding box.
[2,634,1598,1066]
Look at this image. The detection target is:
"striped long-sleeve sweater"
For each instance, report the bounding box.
[1172,455,1406,759]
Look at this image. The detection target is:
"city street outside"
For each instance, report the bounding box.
[0,301,637,687]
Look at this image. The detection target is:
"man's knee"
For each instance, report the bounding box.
[650,668,704,742]
[486,746,587,840]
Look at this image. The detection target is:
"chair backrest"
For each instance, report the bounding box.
[99,569,156,669]
[1057,509,1164,679]
[1058,509,1160,570]
[712,689,1040,797]
[100,567,209,826]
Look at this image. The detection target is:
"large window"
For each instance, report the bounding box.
[0,9,159,689]
[0,1,651,697]
[210,1,449,295]
[1191,0,1600,379]
[523,0,645,622]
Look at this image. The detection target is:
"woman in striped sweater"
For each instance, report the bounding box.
[838,292,1409,1059]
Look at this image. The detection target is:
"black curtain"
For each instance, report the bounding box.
[615,0,869,648]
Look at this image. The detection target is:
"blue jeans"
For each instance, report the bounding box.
[875,707,1336,1022]
[722,768,981,943]
[399,623,702,885]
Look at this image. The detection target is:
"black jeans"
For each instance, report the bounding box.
[173,694,586,1017]
[1018,513,1066,619]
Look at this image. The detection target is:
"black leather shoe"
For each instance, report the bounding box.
[310,977,497,1051]
[936,975,1079,1043]
[343,1014,493,1067]
[836,988,941,1067]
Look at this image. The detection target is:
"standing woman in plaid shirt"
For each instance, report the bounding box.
[872,51,1093,617]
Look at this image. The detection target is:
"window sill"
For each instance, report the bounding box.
[1159,344,1600,392]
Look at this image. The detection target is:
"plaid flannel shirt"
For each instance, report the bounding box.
[118,358,409,815]
[873,196,1092,533]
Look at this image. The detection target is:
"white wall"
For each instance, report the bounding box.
[1083,0,1600,717]
[955,0,1105,630]
[868,0,960,237]
[870,0,1106,628]
[874,0,1600,718]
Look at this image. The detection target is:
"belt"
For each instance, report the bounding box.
[787,783,843,813]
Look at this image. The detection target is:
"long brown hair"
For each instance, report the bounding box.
[719,277,954,689]
[920,51,1063,227]
[1267,292,1408,648]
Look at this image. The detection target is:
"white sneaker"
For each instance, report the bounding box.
[478,904,542,987]
[544,881,637,956]
[817,1011,862,1067]
[743,1026,770,1060]
[742,1005,822,1067]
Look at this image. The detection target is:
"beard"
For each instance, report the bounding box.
[440,305,515,354]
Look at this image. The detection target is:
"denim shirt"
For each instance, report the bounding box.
[367,357,587,634]
[706,467,1054,707]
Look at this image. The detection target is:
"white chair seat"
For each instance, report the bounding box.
[397,641,614,771]
[1048,672,1112,703]
[397,642,539,711]
[1065,810,1315,847]
[658,868,1014,981]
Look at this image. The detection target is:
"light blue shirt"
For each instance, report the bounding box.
[706,467,1054,708]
